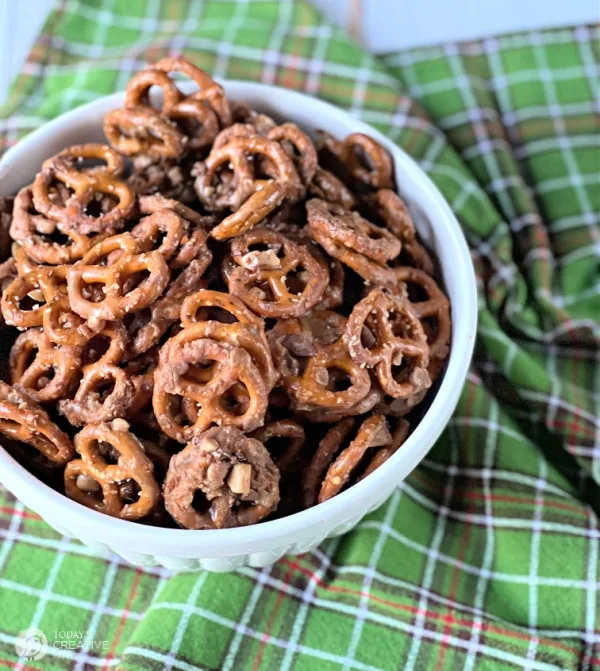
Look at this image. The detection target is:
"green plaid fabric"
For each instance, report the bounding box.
[0,1,599,669]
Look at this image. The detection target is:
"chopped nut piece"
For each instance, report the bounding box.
[227,463,253,495]
[199,438,219,453]
[240,249,281,271]
[76,474,101,493]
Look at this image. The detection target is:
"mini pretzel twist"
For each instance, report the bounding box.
[307,198,400,264]
[1,265,66,329]
[10,187,102,265]
[366,189,436,275]
[104,106,186,159]
[309,166,357,209]
[267,123,317,187]
[304,415,395,505]
[0,381,74,464]
[32,144,136,235]
[317,131,394,190]
[180,288,262,328]
[225,229,329,318]
[153,325,271,442]
[67,232,170,322]
[59,324,134,426]
[393,267,451,360]
[163,426,279,529]
[9,328,81,402]
[345,288,431,399]
[64,420,160,520]
[269,310,371,411]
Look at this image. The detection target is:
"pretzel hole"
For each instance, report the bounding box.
[118,478,141,504]
[123,269,151,293]
[192,489,212,514]
[169,394,195,427]
[263,436,295,461]
[83,335,111,364]
[33,367,56,390]
[84,193,119,218]
[247,241,285,259]
[405,280,429,303]
[16,293,45,312]
[75,473,103,502]
[81,282,107,302]
[250,281,274,302]
[92,377,117,403]
[20,344,41,371]
[352,145,376,173]
[390,356,411,381]
[361,324,377,349]
[95,440,120,465]
[218,386,250,417]
[198,306,239,324]
[284,266,309,295]
[326,368,353,392]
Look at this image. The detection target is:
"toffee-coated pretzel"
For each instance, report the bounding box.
[163,426,279,529]
[358,419,409,481]
[317,131,394,190]
[251,419,305,473]
[10,187,98,265]
[127,155,197,204]
[267,123,317,187]
[311,414,393,504]
[225,228,329,318]
[0,381,74,464]
[11,243,41,276]
[269,310,371,411]
[64,420,160,520]
[67,232,170,322]
[123,347,158,415]
[300,385,382,423]
[366,189,436,275]
[194,135,301,211]
[9,328,81,403]
[309,166,356,210]
[32,144,136,235]
[180,288,262,328]
[59,324,133,426]
[1,265,66,329]
[153,331,269,442]
[104,106,186,159]
[307,198,401,264]
[392,267,451,359]
[345,288,431,399]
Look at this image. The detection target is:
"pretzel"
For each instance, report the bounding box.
[59,324,133,425]
[9,328,81,402]
[64,420,160,520]
[392,267,451,359]
[268,123,317,186]
[0,197,12,260]
[124,259,208,360]
[43,294,104,347]
[139,193,214,231]
[301,385,382,423]
[153,330,269,442]
[0,381,74,464]
[123,347,158,415]
[1,266,65,329]
[163,426,279,529]
[345,288,431,398]
[251,419,305,473]
[226,229,329,318]
[309,225,397,286]
[32,144,136,235]
[317,131,394,190]
[309,166,357,209]
[10,187,98,265]
[104,106,186,159]
[307,198,400,264]
[269,310,371,411]
[180,288,262,328]
[67,232,170,322]
[194,135,301,211]
[131,207,212,269]
[305,415,393,504]
[365,189,436,275]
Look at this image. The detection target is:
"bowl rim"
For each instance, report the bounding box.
[0,80,477,555]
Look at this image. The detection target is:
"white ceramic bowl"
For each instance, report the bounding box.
[0,81,477,572]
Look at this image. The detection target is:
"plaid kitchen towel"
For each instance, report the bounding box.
[0,1,599,669]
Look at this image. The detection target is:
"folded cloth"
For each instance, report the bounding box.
[0,2,598,669]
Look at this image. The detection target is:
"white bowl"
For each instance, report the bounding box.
[0,81,477,572]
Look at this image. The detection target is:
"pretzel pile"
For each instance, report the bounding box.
[0,57,451,529]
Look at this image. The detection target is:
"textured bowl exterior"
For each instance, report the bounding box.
[0,81,477,572]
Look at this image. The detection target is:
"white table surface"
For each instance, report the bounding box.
[0,0,598,105]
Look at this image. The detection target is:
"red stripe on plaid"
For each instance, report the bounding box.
[0,658,40,671]
[252,564,297,670]
[0,507,41,521]
[434,502,476,670]
[102,566,143,670]
[282,559,597,661]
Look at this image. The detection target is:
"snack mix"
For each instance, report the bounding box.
[0,57,450,529]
